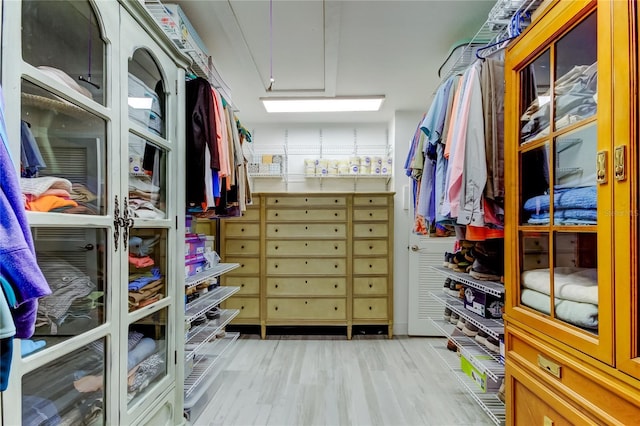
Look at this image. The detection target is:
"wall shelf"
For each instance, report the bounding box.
[185,263,240,289]
[432,266,504,298]
[185,309,239,362]
[185,286,240,323]
[430,292,504,339]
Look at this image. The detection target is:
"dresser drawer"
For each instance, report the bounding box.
[224,257,260,275]
[266,196,346,207]
[224,239,260,256]
[224,223,260,238]
[353,277,388,295]
[353,223,388,238]
[266,208,346,222]
[221,276,260,295]
[353,298,388,319]
[225,207,260,221]
[353,208,389,221]
[266,223,346,238]
[266,240,346,256]
[267,298,346,320]
[507,326,640,424]
[507,361,597,426]
[353,195,389,206]
[266,277,346,296]
[353,240,388,256]
[222,296,259,319]
[353,258,388,275]
[266,258,346,275]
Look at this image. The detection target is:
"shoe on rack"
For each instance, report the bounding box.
[449,312,460,325]
[462,321,479,337]
[485,336,500,353]
[446,338,458,352]
[498,378,506,403]
[475,330,489,346]
[456,316,466,331]
[443,252,452,267]
[443,278,452,294]
[443,307,452,323]
[469,239,504,281]
[449,280,463,298]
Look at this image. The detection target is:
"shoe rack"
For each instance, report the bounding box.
[430,267,506,426]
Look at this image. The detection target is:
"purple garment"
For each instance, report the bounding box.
[0,86,51,338]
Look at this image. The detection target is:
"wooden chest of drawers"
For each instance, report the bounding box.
[220,192,394,338]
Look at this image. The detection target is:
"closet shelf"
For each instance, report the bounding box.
[429,342,505,426]
[185,263,240,288]
[430,318,504,382]
[432,266,504,297]
[184,309,239,362]
[185,286,240,323]
[430,292,504,340]
[183,331,240,399]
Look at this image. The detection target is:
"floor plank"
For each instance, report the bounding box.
[193,335,495,426]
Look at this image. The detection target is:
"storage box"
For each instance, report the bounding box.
[185,253,206,278]
[162,4,210,58]
[463,286,504,319]
[460,354,492,392]
[185,233,206,256]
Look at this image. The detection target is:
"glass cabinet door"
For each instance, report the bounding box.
[507,1,613,364]
[120,8,180,420]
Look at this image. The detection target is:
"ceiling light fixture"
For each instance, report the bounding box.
[261,96,385,113]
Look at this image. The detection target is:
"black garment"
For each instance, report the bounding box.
[185,77,218,206]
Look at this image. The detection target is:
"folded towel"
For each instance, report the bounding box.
[521,267,598,305]
[521,288,598,330]
[524,186,596,212]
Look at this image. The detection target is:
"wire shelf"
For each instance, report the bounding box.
[184,309,240,362]
[185,263,240,289]
[430,292,504,340]
[185,286,240,323]
[429,342,505,426]
[431,266,504,297]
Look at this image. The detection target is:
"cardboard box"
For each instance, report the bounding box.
[162,4,210,58]
[463,286,504,319]
[185,233,206,256]
[460,354,491,392]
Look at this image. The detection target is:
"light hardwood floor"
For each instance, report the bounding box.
[194,334,494,426]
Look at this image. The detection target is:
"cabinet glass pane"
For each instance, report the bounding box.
[129,134,166,219]
[22,337,106,425]
[553,232,598,334]
[520,49,551,144]
[21,79,107,215]
[554,12,597,131]
[128,49,165,138]
[29,227,106,354]
[553,124,597,225]
[521,144,550,225]
[22,0,105,105]
[127,308,168,406]
[128,229,167,312]
[520,232,551,315]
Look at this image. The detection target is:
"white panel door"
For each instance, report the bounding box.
[407,235,456,336]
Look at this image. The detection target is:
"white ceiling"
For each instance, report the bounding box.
[174,0,496,126]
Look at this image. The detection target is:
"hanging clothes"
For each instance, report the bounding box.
[0,85,52,339]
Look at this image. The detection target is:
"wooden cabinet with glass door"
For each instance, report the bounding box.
[504,0,640,423]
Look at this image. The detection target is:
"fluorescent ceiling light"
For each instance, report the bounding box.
[261,96,385,113]
[128,97,153,109]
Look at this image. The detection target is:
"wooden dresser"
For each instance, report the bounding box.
[504,0,640,423]
[220,192,394,339]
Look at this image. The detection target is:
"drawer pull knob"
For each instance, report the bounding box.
[369,213,373,217]
[305,210,308,214]
[305,301,308,304]
[334,284,338,288]
[241,245,245,249]
[537,354,562,378]
[369,284,373,288]
[275,284,278,288]
[369,306,372,310]
[369,228,373,232]
[369,264,373,268]
[305,280,308,284]
[335,264,338,268]
[275,213,279,217]
[275,199,279,203]
[334,245,338,250]
[305,243,308,247]
[275,306,278,310]
[241,228,244,232]
[275,228,279,233]
[241,264,245,268]
[335,199,338,203]
[241,283,245,287]
[334,228,338,232]
[275,264,278,268]
[241,306,245,310]
[369,199,373,203]
[275,246,278,250]
[305,198,308,202]
[369,245,373,250]
[305,226,308,230]
[334,306,338,310]
[305,261,308,265]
